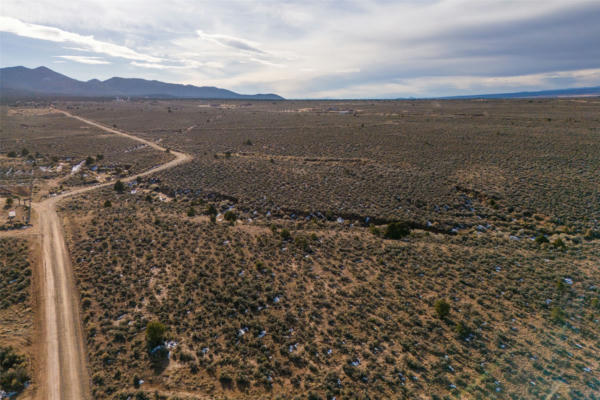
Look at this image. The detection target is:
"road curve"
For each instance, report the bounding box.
[34,109,191,399]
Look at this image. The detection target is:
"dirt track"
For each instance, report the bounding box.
[26,110,191,399]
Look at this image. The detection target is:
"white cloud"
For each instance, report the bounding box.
[56,55,110,64]
[130,61,182,70]
[0,16,161,63]
[1,1,598,97]
[196,30,266,54]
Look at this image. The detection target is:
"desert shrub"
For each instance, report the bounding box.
[224,211,237,222]
[205,204,217,216]
[187,207,196,217]
[146,321,166,348]
[294,235,311,252]
[103,200,112,208]
[280,228,291,241]
[550,307,565,324]
[535,235,549,244]
[551,238,566,249]
[369,225,381,236]
[114,180,125,193]
[4,198,13,209]
[384,222,411,239]
[454,322,472,339]
[434,299,451,319]
[0,346,29,393]
[584,229,599,240]
[21,148,29,157]
[7,151,17,158]
[86,156,95,165]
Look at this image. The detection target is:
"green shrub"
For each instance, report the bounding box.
[434,299,451,319]
[280,228,291,240]
[205,204,217,216]
[224,210,237,222]
[550,307,565,324]
[146,321,166,348]
[369,225,381,236]
[384,222,411,239]
[0,346,29,393]
[535,235,549,244]
[455,322,471,339]
[114,180,125,193]
[584,229,600,240]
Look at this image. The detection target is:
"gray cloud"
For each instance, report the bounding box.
[1,0,598,97]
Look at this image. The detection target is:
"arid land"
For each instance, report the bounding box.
[1,99,599,399]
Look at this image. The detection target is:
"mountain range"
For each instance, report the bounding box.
[0,66,284,100]
[1,66,598,100]
[435,86,600,99]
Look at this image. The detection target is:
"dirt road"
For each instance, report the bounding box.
[30,110,191,399]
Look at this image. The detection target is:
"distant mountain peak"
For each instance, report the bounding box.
[0,65,284,100]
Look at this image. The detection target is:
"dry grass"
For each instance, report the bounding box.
[61,184,600,399]
[0,238,35,397]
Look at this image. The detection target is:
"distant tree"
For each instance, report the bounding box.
[187,207,196,217]
[7,151,17,158]
[114,180,125,193]
[4,197,13,209]
[146,321,166,348]
[244,139,253,146]
[103,200,112,208]
[21,148,29,157]
[85,156,95,166]
[96,154,104,160]
[434,299,450,319]
[384,222,411,239]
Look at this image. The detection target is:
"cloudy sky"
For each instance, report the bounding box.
[1,0,599,98]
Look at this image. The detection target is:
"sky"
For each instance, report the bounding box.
[1,0,599,98]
